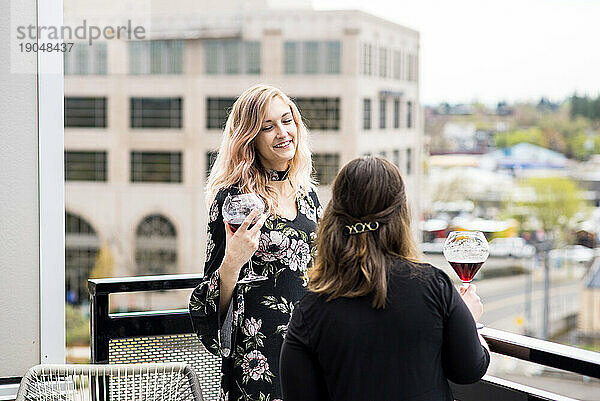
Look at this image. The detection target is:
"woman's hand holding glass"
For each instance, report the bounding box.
[459,284,483,322]
[222,208,267,281]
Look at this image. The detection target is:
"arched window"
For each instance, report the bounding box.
[135,214,177,275]
[65,212,99,304]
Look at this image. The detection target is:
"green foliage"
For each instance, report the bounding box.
[494,127,545,148]
[570,94,600,120]
[517,177,587,232]
[66,304,90,347]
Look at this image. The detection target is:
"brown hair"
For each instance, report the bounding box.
[308,156,418,308]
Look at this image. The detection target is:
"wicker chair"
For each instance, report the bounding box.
[15,363,203,401]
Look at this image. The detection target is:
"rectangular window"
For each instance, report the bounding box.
[65,97,107,128]
[393,50,401,80]
[313,153,340,185]
[407,101,413,129]
[363,98,371,130]
[379,47,388,77]
[394,99,400,129]
[294,97,340,130]
[129,40,184,74]
[367,44,373,75]
[246,42,261,74]
[284,42,298,74]
[406,148,412,175]
[407,53,418,81]
[361,43,374,75]
[285,41,341,74]
[130,152,182,183]
[206,151,218,179]
[223,41,241,74]
[130,98,182,129]
[379,99,386,129]
[65,151,107,181]
[304,42,319,74]
[204,40,260,74]
[326,41,341,74]
[205,41,220,74]
[361,43,370,75]
[206,97,236,129]
[64,42,107,75]
[393,149,400,167]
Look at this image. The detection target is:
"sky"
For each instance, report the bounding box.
[313,0,600,105]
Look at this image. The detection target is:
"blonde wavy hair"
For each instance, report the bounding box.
[206,84,315,214]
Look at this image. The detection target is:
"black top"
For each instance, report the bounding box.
[189,186,322,401]
[280,258,490,401]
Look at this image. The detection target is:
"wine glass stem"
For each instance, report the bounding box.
[461,282,470,290]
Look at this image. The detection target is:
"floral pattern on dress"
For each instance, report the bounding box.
[206,232,215,261]
[210,200,220,223]
[256,231,290,262]
[239,350,275,384]
[189,186,321,401]
[297,195,317,222]
[283,238,311,273]
[261,296,295,338]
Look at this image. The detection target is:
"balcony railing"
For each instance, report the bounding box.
[89,275,600,401]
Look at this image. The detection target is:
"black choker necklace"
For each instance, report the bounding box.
[267,168,290,181]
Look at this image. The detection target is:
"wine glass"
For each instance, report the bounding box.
[443,231,489,288]
[443,231,489,329]
[222,193,268,284]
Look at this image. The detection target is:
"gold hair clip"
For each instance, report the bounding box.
[344,222,380,235]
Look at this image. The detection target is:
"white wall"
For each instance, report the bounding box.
[0,0,41,378]
[0,0,65,388]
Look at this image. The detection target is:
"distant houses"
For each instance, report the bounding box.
[481,143,568,173]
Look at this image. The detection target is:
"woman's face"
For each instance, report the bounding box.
[254,96,298,171]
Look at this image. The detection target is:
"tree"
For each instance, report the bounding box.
[90,243,114,279]
[494,127,545,148]
[517,177,587,242]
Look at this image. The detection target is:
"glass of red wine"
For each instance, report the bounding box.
[443,231,489,287]
[443,231,489,328]
[222,193,268,284]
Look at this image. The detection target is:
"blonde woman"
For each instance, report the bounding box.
[189,85,322,401]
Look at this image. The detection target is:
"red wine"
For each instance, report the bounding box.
[228,223,242,232]
[448,261,484,282]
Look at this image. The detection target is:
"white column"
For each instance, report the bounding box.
[0,0,65,396]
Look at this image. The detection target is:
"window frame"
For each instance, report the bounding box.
[130,97,183,129]
[64,96,107,128]
[64,151,107,182]
[130,151,183,183]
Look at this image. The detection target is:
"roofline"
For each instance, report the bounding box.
[312,9,420,37]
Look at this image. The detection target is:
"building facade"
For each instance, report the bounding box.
[63,0,422,308]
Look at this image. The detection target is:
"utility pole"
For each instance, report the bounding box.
[542,248,550,340]
[524,254,534,336]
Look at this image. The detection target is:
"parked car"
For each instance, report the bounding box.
[419,238,445,254]
[489,237,535,258]
[549,245,595,265]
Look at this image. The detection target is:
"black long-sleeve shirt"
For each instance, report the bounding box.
[280,258,490,401]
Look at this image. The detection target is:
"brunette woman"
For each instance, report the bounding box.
[280,157,489,401]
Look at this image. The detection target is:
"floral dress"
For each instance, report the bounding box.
[189,186,322,401]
